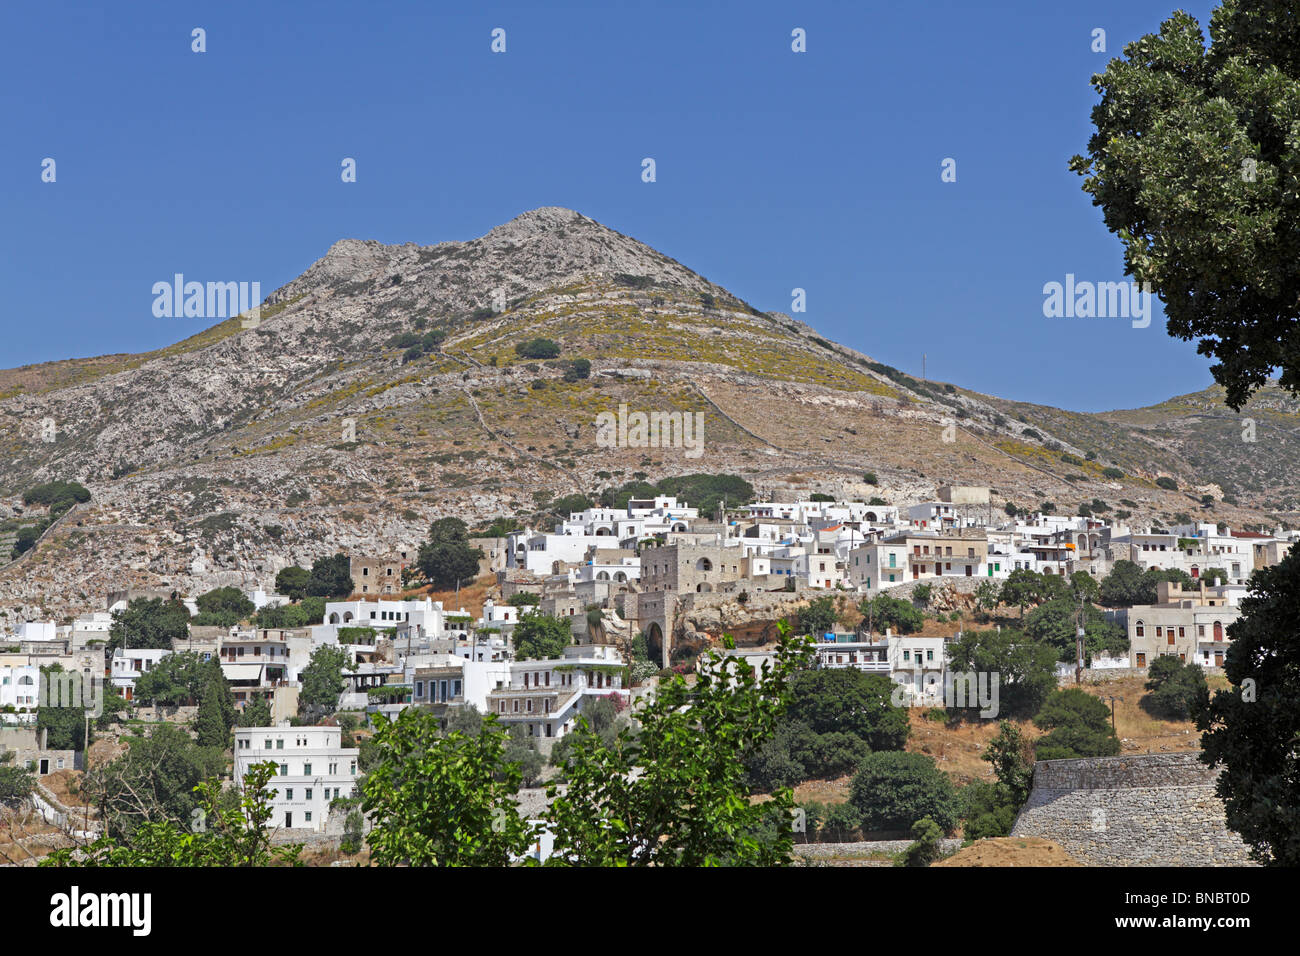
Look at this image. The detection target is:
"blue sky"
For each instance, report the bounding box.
[1,0,1221,412]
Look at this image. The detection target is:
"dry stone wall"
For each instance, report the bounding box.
[1011,752,1255,866]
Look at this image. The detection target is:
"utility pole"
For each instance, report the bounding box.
[922,354,926,383]
[1104,695,1121,733]
[1075,592,1086,684]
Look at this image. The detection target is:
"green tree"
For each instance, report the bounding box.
[515,337,561,359]
[796,595,839,636]
[858,593,924,635]
[1070,570,1101,604]
[81,723,226,841]
[1142,655,1210,720]
[897,816,946,867]
[511,611,572,660]
[444,704,484,737]
[1198,548,1300,864]
[361,709,533,866]
[541,624,814,866]
[1024,597,1128,664]
[193,587,255,627]
[1033,688,1121,760]
[1099,560,1156,607]
[415,518,484,591]
[133,651,207,706]
[785,669,909,751]
[35,665,89,751]
[1000,568,1042,618]
[237,695,272,728]
[820,801,862,842]
[973,580,1002,620]
[982,720,1035,807]
[959,781,1020,841]
[275,566,312,601]
[945,629,1059,719]
[195,667,236,749]
[299,645,351,718]
[307,554,354,599]
[0,760,35,808]
[340,810,364,855]
[43,762,302,867]
[503,724,545,788]
[96,683,130,729]
[108,598,191,652]
[850,751,959,834]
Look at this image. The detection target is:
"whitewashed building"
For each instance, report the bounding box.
[234,725,359,833]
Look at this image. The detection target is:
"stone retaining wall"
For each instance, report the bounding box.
[794,838,963,859]
[1011,752,1255,866]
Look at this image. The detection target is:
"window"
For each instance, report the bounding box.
[305,788,313,800]
[279,764,288,776]
[303,763,311,776]
[926,650,934,662]
[1135,622,1145,638]
[350,762,356,775]
[286,788,294,800]
[276,739,284,750]
[265,739,273,750]
[305,812,312,822]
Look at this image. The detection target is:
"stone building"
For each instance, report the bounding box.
[349,555,408,596]
[1127,580,1240,669]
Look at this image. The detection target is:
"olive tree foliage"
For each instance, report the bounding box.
[42,762,302,867]
[360,708,534,866]
[1069,0,1300,408]
[541,623,815,866]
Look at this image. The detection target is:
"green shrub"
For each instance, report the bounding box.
[515,338,561,359]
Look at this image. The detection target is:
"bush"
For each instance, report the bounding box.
[1033,688,1121,759]
[1102,467,1124,479]
[515,338,561,359]
[1142,655,1209,720]
[959,780,1019,840]
[562,358,591,382]
[850,751,959,833]
[863,472,878,485]
[896,816,946,867]
[1155,476,1179,491]
[820,801,862,842]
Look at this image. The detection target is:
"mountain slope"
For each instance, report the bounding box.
[1,207,1295,618]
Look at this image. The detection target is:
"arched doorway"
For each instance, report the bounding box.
[645,622,665,667]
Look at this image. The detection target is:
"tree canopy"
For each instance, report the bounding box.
[109,598,190,652]
[1198,547,1300,865]
[511,611,572,660]
[1070,0,1300,408]
[415,518,484,591]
